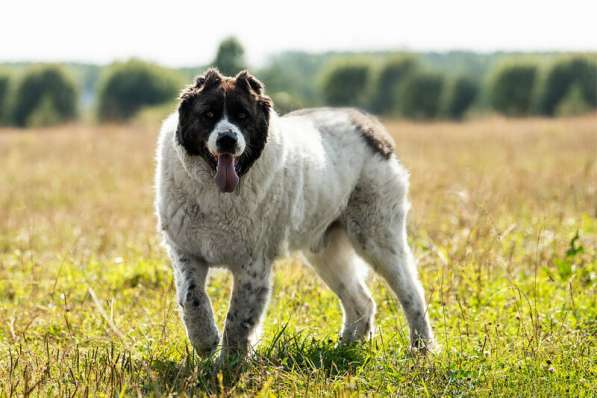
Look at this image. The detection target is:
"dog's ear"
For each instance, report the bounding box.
[235,70,264,95]
[201,68,223,90]
[234,71,271,176]
[235,70,272,113]
[257,94,273,113]
[179,68,223,104]
[191,68,222,91]
[178,85,196,108]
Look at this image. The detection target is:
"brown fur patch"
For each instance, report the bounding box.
[349,109,395,159]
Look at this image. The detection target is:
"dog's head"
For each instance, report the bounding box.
[176,69,272,193]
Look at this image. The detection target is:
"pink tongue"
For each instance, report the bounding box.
[215,154,239,193]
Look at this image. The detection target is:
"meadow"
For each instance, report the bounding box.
[0,114,595,396]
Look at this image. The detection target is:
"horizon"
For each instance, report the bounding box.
[3,48,595,69]
[2,0,597,68]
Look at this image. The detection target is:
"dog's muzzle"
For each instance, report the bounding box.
[207,120,245,193]
[215,131,239,154]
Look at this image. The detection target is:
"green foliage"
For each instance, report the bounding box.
[212,37,247,76]
[11,65,78,127]
[489,63,538,116]
[556,84,592,117]
[441,76,479,120]
[4,52,596,121]
[26,95,63,127]
[0,70,11,124]
[537,56,597,115]
[257,51,330,107]
[421,51,492,81]
[370,56,418,115]
[398,72,445,119]
[97,59,182,121]
[548,231,585,281]
[270,92,303,115]
[320,60,372,107]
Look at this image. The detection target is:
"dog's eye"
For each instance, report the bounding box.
[237,112,247,120]
[204,111,215,119]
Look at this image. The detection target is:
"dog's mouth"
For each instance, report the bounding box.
[214,153,239,193]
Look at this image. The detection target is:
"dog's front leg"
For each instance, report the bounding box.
[169,248,219,356]
[220,260,272,362]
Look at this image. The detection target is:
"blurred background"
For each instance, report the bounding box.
[1,0,596,127]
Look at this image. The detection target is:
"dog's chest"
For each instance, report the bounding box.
[160,194,269,266]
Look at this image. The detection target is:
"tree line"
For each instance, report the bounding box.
[320,55,596,119]
[0,37,595,127]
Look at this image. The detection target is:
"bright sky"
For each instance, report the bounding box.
[2,0,596,67]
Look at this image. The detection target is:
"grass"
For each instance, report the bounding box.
[0,114,595,397]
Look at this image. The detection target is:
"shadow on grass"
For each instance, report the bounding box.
[259,326,373,376]
[146,327,373,395]
[145,349,220,395]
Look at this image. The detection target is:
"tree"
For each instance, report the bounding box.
[555,84,592,117]
[537,56,597,116]
[96,59,182,121]
[488,63,538,116]
[321,60,372,107]
[441,76,479,120]
[257,51,330,108]
[269,92,303,115]
[371,56,418,115]
[212,37,247,76]
[0,70,11,124]
[11,65,78,127]
[398,72,444,119]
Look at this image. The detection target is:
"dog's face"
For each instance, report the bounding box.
[176,69,272,193]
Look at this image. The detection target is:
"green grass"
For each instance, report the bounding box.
[0,115,596,396]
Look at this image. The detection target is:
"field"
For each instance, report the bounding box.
[0,114,595,397]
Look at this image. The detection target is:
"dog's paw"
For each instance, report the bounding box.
[339,322,375,345]
[189,333,220,357]
[410,338,440,356]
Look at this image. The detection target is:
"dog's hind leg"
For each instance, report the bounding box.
[345,160,436,351]
[305,225,376,343]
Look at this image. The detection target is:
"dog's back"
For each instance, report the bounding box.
[283,107,395,161]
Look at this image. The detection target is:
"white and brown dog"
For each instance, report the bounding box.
[155,69,435,361]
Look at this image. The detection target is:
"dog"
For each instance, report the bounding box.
[154,69,435,361]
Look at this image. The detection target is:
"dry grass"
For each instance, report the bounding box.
[0,114,595,396]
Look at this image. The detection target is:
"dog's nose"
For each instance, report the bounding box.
[216,131,238,153]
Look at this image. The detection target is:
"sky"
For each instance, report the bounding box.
[2,0,596,67]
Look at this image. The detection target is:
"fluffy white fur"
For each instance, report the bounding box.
[155,108,435,360]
